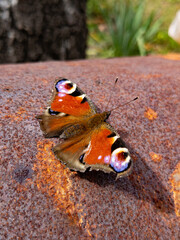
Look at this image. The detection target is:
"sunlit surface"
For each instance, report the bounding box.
[34,140,92,236]
[144,107,158,121]
[149,152,162,162]
[170,162,180,217]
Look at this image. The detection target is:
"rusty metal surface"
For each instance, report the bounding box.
[0,56,179,239]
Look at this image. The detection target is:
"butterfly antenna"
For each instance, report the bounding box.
[110,97,139,112]
[105,77,119,111]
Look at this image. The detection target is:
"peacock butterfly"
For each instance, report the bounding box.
[36,78,133,178]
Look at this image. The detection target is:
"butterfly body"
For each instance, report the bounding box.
[37,78,133,178]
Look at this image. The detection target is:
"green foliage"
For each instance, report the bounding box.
[87,0,107,18]
[95,0,161,56]
[153,31,180,53]
[87,0,180,58]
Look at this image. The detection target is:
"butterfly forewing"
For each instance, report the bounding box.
[36,78,97,138]
[51,78,97,116]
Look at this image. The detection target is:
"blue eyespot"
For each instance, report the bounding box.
[55,79,68,92]
[110,159,131,173]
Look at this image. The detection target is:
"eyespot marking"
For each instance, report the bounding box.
[110,147,131,173]
[55,80,77,94]
[110,159,132,173]
[123,152,128,158]
[55,79,68,92]
[65,83,73,89]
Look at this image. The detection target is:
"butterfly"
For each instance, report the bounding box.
[36,78,133,178]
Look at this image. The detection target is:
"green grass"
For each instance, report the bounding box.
[87,0,180,58]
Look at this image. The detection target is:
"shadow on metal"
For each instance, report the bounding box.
[77,147,174,215]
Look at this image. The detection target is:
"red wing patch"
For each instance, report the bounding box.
[84,124,132,174]
[51,94,92,116]
[50,78,96,116]
[84,127,113,165]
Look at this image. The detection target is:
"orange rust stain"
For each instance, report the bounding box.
[144,107,158,121]
[161,53,180,61]
[40,78,48,84]
[140,74,161,79]
[85,222,92,237]
[34,140,92,235]
[177,125,180,135]
[98,96,106,103]
[149,152,162,162]
[34,140,78,223]
[169,162,180,217]
[4,107,27,122]
[66,62,86,66]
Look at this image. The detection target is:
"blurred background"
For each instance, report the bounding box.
[0,0,179,63]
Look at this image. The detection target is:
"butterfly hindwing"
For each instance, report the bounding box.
[83,123,132,178]
[53,133,91,172]
[53,122,132,178]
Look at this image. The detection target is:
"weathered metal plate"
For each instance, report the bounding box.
[0,56,179,239]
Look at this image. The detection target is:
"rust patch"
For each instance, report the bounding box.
[149,152,162,162]
[161,53,180,61]
[1,56,179,239]
[4,107,27,122]
[169,162,180,217]
[140,74,161,79]
[34,140,92,236]
[144,107,158,121]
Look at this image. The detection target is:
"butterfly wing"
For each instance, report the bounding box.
[53,133,91,172]
[53,122,132,178]
[83,123,132,178]
[37,78,132,178]
[36,78,97,138]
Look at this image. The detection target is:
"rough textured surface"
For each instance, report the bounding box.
[0,0,87,63]
[0,56,179,239]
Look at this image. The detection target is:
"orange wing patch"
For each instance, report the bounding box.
[51,94,92,116]
[84,127,113,165]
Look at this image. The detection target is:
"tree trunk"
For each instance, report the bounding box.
[0,0,87,63]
